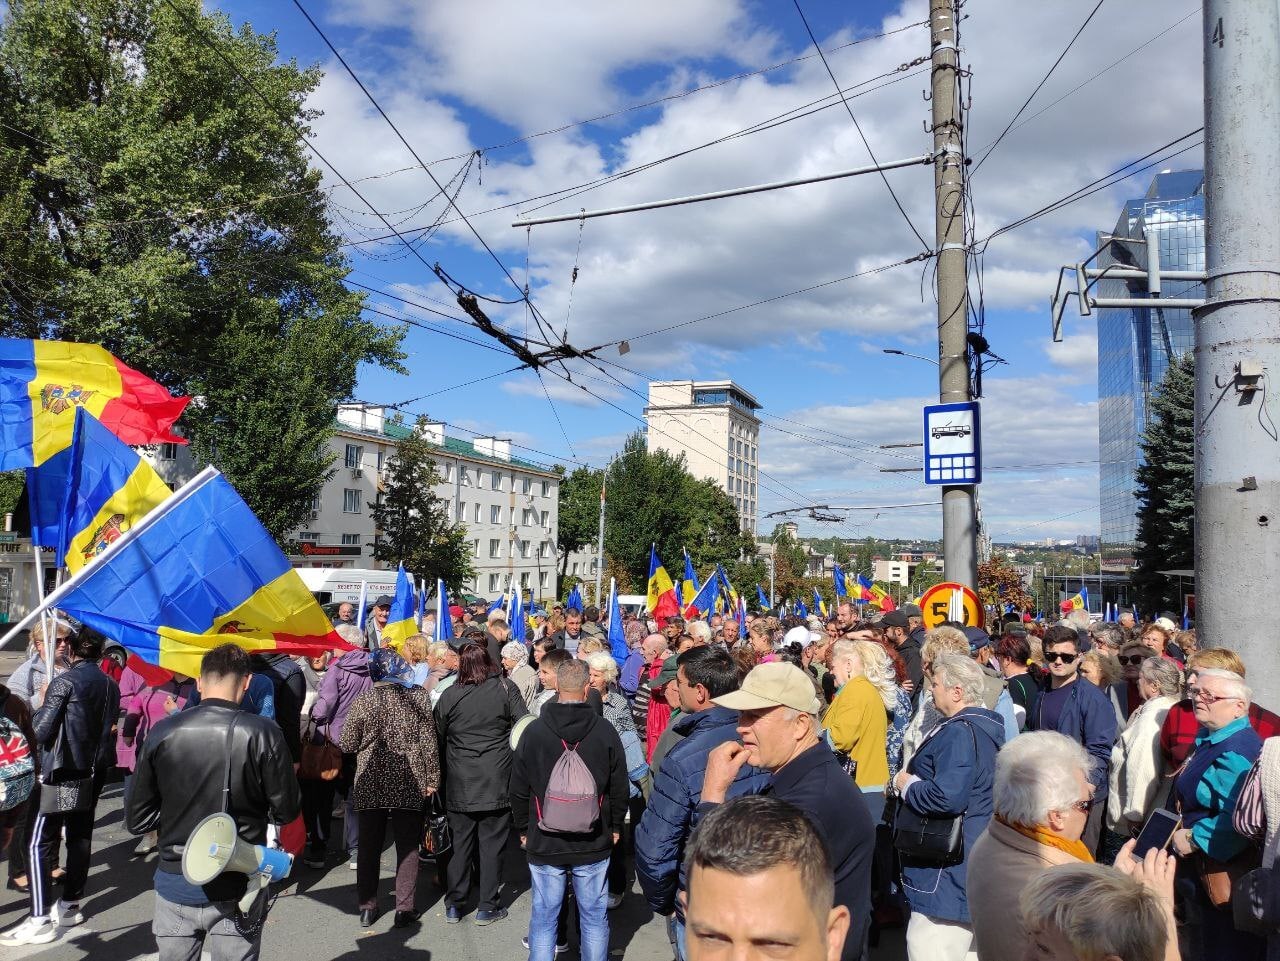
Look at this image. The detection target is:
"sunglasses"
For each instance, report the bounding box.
[1044,651,1078,664]
[1119,655,1148,666]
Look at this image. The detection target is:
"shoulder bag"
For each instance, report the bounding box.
[298,721,342,781]
[40,676,113,814]
[891,719,977,867]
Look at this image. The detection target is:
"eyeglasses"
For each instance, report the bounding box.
[1189,687,1243,706]
[1044,651,1078,664]
[1119,655,1148,666]
[1067,796,1094,813]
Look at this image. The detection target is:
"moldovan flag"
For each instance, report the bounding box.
[813,588,828,619]
[0,338,188,469]
[380,564,418,651]
[25,408,173,571]
[868,583,894,610]
[54,469,351,678]
[1062,586,1089,612]
[856,574,875,603]
[684,575,719,619]
[647,546,680,625]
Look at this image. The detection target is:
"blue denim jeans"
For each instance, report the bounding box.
[528,858,610,961]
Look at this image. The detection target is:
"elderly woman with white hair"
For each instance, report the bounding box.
[1106,656,1182,854]
[967,732,1098,961]
[501,641,538,709]
[890,654,1006,961]
[1170,667,1264,961]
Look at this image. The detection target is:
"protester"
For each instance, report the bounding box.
[433,641,528,924]
[484,613,510,667]
[702,662,873,961]
[823,640,890,820]
[1097,655,1182,866]
[503,641,539,709]
[334,602,355,626]
[339,650,440,929]
[121,644,300,961]
[1028,625,1117,853]
[645,653,678,763]
[399,635,428,687]
[1159,648,1280,769]
[967,732,1098,961]
[511,658,628,961]
[532,648,570,717]
[1090,621,1126,656]
[250,651,305,766]
[635,646,769,960]
[719,618,739,647]
[550,610,587,655]
[901,627,969,769]
[9,619,71,710]
[880,610,923,693]
[994,633,1039,730]
[120,670,194,857]
[966,628,1021,743]
[1111,642,1157,719]
[0,673,37,895]
[1019,851,1180,961]
[1170,667,1264,960]
[891,654,1004,961]
[310,623,372,871]
[1233,735,1280,961]
[364,595,392,649]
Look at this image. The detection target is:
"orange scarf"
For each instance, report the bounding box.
[995,815,1094,862]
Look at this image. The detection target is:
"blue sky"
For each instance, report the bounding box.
[213,0,1203,543]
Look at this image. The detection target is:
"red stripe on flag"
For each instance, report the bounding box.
[99,358,189,445]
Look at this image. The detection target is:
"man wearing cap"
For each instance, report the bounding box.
[879,610,923,694]
[365,595,393,649]
[635,647,768,961]
[700,662,873,961]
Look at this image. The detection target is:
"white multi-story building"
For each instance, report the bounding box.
[147,404,561,599]
[644,380,761,535]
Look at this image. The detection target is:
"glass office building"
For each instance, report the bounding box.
[1096,170,1204,569]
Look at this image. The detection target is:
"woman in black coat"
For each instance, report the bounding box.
[433,641,527,924]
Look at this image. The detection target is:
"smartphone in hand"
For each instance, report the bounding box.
[1131,808,1181,861]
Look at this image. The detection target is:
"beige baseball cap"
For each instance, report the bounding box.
[713,662,822,715]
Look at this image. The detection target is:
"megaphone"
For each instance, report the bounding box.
[182,813,294,913]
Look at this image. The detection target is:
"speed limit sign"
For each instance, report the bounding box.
[920,582,985,630]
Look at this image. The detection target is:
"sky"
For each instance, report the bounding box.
[213,0,1204,544]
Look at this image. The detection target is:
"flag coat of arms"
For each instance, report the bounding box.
[54,471,349,678]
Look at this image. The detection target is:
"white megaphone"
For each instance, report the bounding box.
[182,813,294,913]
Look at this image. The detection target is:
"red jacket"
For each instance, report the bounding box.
[1160,699,1280,769]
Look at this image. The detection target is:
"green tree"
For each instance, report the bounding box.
[978,557,1033,611]
[371,419,474,589]
[601,432,754,589]
[0,471,22,519]
[1133,353,1195,611]
[768,524,810,603]
[557,465,603,585]
[0,0,404,540]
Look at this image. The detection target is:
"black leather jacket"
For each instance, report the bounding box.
[126,699,301,901]
[33,659,120,780]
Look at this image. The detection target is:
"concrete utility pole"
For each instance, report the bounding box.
[1195,0,1280,704]
[930,0,978,591]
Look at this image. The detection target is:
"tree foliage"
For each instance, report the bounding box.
[599,432,755,590]
[0,0,404,539]
[1133,353,1195,610]
[978,557,1034,611]
[557,465,602,579]
[370,419,474,589]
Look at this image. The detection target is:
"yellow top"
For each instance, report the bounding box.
[822,675,889,788]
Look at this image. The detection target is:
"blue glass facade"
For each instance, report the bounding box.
[1097,170,1204,569]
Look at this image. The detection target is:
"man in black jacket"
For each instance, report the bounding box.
[511,657,628,961]
[701,662,873,961]
[126,644,300,961]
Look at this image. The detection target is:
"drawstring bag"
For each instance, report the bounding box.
[536,740,601,834]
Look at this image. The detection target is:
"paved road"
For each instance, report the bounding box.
[0,781,675,960]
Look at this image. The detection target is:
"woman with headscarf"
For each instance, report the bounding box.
[339,650,440,929]
[433,641,527,925]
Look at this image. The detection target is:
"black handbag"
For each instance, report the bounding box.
[423,793,451,857]
[892,720,977,867]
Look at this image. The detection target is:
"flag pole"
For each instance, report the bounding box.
[0,466,220,650]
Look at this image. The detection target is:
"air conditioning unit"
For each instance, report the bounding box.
[351,468,363,479]
[308,510,319,520]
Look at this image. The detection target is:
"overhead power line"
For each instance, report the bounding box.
[970,0,1107,176]
[791,0,930,251]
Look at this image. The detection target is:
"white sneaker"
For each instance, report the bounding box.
[348,852,358,871]
[54,900,84,927]
[0,916,57,945]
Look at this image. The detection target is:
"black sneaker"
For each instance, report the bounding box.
[474,908,507,926]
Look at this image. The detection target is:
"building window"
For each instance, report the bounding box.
[492,471,502,491]
[341,533,361,546]
[309,492,321,511]
[298,531,319,542]
[520,540,530,558]
[488,574,500,593]
[540,541,550,558]
[489,538,501,558]
[590,559,598,574]
[473,503,481,524]
[457,500,465,522]
[473,539,480,557]
[376,450,384,472]
[542,481,550,497]
[521,572,531,588]
[344,444,363,469]
[522,509,535,526]
[572,562,580,575]
[539,571,548,589]
[540,510,549,527]
[522,477,532,494]
[490,505,502,524]
[460,467,471,486]
[159,443,178,461]
[342,489,362,513]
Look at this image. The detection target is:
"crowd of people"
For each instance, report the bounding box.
[0,591,1277,961]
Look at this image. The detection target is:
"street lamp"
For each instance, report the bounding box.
[882,348,939,366]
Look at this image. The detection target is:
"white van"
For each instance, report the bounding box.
[295,568,401,607]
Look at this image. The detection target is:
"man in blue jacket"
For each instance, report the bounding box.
[1028,625,1117,852]
[635,646,769,961]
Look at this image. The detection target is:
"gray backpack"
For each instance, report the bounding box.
[537,739,600,834]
